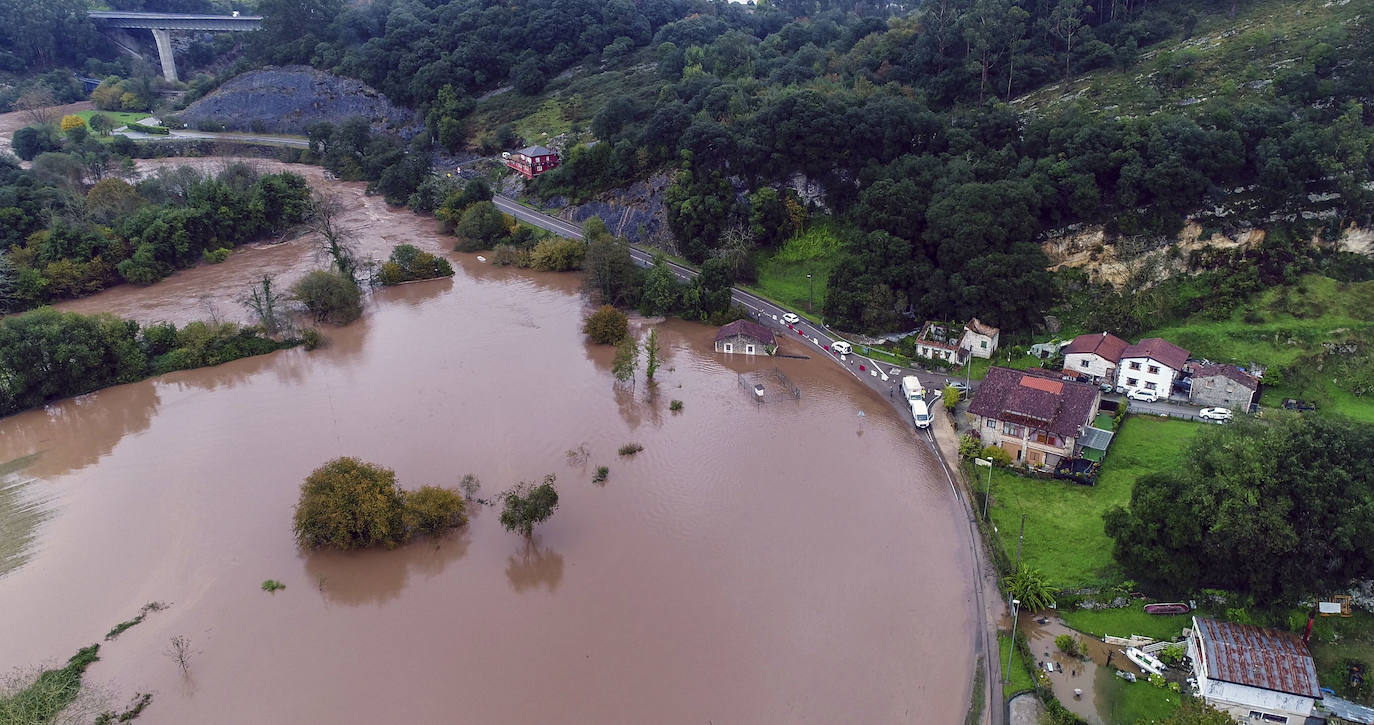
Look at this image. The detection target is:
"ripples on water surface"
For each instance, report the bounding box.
[2,218,975,724]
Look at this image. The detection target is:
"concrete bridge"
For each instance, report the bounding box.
[88,11,263,83]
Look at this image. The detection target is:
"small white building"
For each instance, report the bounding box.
[912,321,966,364]
[1188,616,1323,724]
[714,320,776,356]
[1062,332,1129,383]
[959,318,1000,359]
[1116,337,1190,396]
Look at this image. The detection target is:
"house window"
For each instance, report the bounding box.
[746,345,755,354]
[1249,713,1262,720]
[980,340,988,349]
[723,343,733,353]
[1148,365,1160,374]
[1145,382,1156,391]
[1003,423,1023,436]
[1261,715,1287,723]
[1130,362,1141,370]
[1080,359,1089,368]
[986,419,996,429]
[1126,378,1138,387]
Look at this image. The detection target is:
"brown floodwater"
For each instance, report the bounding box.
[2,218,979,722]
[1021,615,1174,725]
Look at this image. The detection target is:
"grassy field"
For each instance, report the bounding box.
[1097,674,1181,725]
[1143,275,1374,422]
[967,353,1045,382]
[1060,604,1193,643]
[1309,611,1374,705]
[74,110,154,128]
[984,416,1203,589]
[1016,0,1365,119]
[999,632,1037,698]
[752,221,849,315]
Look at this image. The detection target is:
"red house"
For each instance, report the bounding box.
[504,145,560,179]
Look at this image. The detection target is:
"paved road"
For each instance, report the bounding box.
[491,193,1005,724]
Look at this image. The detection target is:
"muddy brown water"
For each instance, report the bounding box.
[1,182,979,721]
[1020,615,1176,725]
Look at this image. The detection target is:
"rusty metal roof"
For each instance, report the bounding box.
[1195,617,1321,698]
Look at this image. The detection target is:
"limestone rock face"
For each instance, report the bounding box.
[178,66,419,136]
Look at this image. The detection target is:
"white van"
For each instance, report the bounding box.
[830,340,852,355]
[901,375,925,402]
[910,399,932,429]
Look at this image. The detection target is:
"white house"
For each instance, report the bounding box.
[1062,332,1129,383]
[912,321,966,364]
[1188,617,1323,724]
[1116,337,1190,395]
[959,318,1000,359]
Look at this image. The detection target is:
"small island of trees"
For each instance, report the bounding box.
[292,457,466,550]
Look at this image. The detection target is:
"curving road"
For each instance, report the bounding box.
[491,193,1005,724]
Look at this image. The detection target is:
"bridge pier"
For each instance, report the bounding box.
[150,28,178,82]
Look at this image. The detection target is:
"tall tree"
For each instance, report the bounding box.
[644,329,661,380]
[305,193,360,285]
[612,334,639,388]
[1048,0,1091,79]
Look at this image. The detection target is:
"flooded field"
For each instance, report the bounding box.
[1,244,979,721]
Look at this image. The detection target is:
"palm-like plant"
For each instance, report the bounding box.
[1005,563,1056,611]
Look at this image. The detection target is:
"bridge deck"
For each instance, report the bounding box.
[88,11,262,31]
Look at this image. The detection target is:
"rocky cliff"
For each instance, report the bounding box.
[177,66,418,136]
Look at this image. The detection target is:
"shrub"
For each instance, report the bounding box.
[1054,634,1079,656]
[261,579,285,593]
[583,304,628,344]
[1148,673,1166,688]
[202,248,231,263]
[402,485,467,537]
[376,244,454,285]
[291,270,362,324]
[499,474,559,538]
[127,122,169,135]
[618,443,644,456]
[943,386,960,413]
[529,237,586,271]
[981,445,1013,466]
[300,327,323,350]
[958,434,983,459]
[592,466,609,483]
[669,399,684,411]
[453,201,509,251]
[292,458,407,550]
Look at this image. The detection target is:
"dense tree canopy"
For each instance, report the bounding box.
[1104,415,1374,603]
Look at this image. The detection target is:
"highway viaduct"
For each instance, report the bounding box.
[87,11,263,83]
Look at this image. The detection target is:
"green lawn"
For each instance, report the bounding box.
[1097,675,1180,725]
[967,353,1044,382]
[74,110,154,128]
[1059,605,1192,643]
[752,222,849,315]
[1143,275,1374,423]
[984,416,1203,589]
[1309,611,1374,705]
[998,632,1036,698]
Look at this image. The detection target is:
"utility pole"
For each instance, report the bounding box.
[807,273,814,312]
[1015,513,1026,572]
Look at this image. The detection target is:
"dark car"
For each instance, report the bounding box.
[1282,399,1317,411]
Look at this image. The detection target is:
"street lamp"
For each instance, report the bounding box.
[1004,598,1021,684]
[806,273,814,312]
[974,457,993,521]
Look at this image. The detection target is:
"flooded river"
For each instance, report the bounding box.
[0,177,978,721]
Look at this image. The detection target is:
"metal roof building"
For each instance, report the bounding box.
[1189,616,1324,724]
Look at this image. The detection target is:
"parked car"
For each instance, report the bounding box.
[1099,383,1114,394]
[830,340,852,355]
[1126,388,1160,402]
[945,380,970,400]
[1198,407,1234,422]
[781,312,799,325]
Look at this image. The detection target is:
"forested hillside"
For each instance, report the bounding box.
[243,0,1372,334]
[4,0,1373,335]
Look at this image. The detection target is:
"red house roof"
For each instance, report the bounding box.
[1064,332,1130,363]
[1194,617,1321,698]
[1120,337,1190,371]
[967,367,1099,438]
[715,320,776,346]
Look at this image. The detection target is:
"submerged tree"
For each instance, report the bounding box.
[644,329,661,380]
[242,275,287,334]
[305,193,360,284]
[499,474,559,539]
[612,334,639,388]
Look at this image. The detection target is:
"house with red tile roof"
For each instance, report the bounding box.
[1116,337,1190,397]
[1188,616,1323,723]
[1063,332,1130,383]
[967,367,1101,467]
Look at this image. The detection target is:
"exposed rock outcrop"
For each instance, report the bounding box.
[178,66,418,136]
